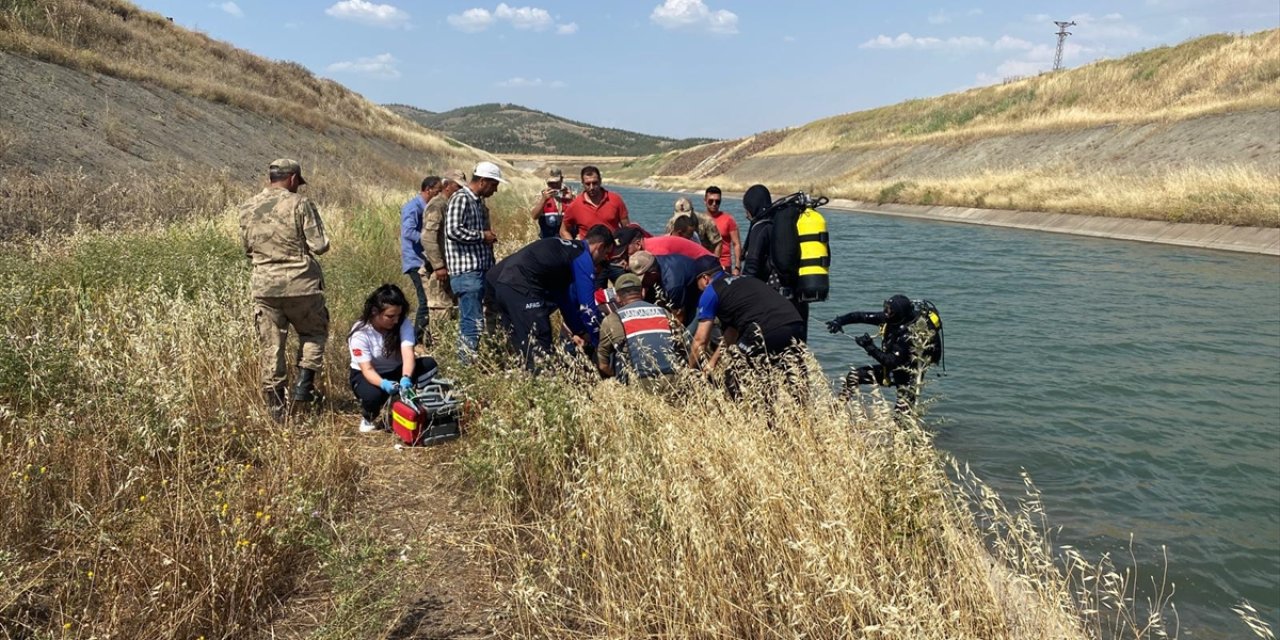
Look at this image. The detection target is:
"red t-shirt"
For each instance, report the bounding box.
[564,189,629,238]
[644,235,712,260]
[709,212,738,268]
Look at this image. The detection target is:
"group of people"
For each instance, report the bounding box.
[237,158,940,432]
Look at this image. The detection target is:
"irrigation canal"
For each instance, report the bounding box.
[609,184,1280,637]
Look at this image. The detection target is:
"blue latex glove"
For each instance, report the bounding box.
[379,379,399,394]
[399,375,413,390]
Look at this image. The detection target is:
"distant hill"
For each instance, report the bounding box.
[386,103,715,157]
[612,30,1279,227]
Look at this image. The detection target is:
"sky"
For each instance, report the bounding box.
[133,0,1278,139]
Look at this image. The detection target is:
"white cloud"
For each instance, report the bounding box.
[494,3,552,30]
[859,33,989,50]
[967,8,983,16]
[993,35,1034,50]
[496,77,566,88]
[650,0,738,35]
[326,53,400,79]
[782,35,795,43]
[447,8,494,32]
[325,0,409,29]
[213,1,242,18]
[927,10,950,25]
[448,4,559,32]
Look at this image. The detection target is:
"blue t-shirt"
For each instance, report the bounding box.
[696,272,728,322]
[558,247,601,343]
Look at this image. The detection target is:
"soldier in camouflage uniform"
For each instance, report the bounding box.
[421,169,464,323]
[238,159,331,418]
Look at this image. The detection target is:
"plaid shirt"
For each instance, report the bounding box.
[443,185,495,275]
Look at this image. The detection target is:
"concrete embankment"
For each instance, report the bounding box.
[823,199,1280,256]
[645,185,1279,256]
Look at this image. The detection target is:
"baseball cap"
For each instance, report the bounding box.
[614,226,644,249]
[673,197,694,214]
[615,273,643,291]
[269,158,306,185]
[442,169,466,185]
[546,167,564,183]
[473,161,505,183]
[629,250,656,275]
[694,255,722,277]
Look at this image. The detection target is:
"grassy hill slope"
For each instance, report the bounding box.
[616,30,1280,226]
[387,102,715,156]
[0,0,522,239]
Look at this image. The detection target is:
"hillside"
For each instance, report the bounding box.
[614,30,1280,227]
[0,0,518,238]
[386,102,715,157]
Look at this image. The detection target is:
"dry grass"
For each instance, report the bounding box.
[3,172,1271,638]
[631,30,1280,226]
[451,346,1207,638]
[766,30,1280,156]
[673,164,1280,227]
[0,0,466,158]
[0,174,533,637]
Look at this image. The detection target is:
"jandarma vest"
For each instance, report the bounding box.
[617,301,678,378]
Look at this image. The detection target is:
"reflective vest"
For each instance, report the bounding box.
[617,300,678,379]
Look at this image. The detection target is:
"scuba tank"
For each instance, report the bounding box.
[769,192,831,302]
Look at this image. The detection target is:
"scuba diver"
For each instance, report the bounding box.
[741,184,832,343]
[826,294,943,414]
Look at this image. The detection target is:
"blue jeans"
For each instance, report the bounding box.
[405,269,430,343]
[450,270,486,363]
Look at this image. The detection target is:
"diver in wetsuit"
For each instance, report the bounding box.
[827,294,933,413]
[740,184,810,342]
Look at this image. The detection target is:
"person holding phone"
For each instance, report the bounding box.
[530,166,574,239]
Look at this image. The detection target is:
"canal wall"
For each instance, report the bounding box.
[823,199,1280,257]
[652,186,1279,256]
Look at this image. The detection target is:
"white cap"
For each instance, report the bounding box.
[473,161,505,183]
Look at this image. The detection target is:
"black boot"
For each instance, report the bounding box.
[264,386,286,422]
[293,368,323,405]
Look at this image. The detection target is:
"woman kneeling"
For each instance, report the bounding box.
[348,284,439,433]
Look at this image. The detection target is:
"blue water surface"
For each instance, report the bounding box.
[606,184,1280,638]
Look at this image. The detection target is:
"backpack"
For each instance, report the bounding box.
[912,299,945,371]
[768,192,831,302]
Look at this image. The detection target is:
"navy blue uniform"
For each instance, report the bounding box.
[488,238,600,369]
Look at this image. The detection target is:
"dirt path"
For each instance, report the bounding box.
[266,420,505,639]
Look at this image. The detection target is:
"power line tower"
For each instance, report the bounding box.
[1053,21,1077,71]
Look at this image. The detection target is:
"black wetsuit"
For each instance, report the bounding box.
[830,295,922,400]
[740,185,810,342]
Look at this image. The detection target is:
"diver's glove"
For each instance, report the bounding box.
[854,333,875,350]
[825,318,844,334]
[379,379,400,394]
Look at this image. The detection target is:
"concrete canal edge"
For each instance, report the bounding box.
[823,199,1280,257]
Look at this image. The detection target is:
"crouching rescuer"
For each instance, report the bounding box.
[347,285,442,433]
[238,158,330,419]
[826,295,944,413]
[596,273,688,393]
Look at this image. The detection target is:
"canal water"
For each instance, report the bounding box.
[607,184,1280,637]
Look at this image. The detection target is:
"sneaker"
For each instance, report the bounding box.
[358,418,380,433]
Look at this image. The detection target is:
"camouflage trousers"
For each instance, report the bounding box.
[253,294,329,391]
[424,270,457,313]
